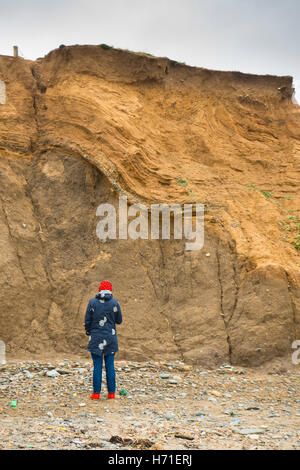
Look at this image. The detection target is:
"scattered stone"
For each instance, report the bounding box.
[133,439,153,449]
[175,433,194,440]
[56,369,71,375]
[208,397,217,403]
[238,428,265,435]
[109,435,123,444]
[46,370,60,378]
[168,379,178,384]
[23,371,34,379]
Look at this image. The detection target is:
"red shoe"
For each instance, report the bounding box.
[90,393,100,400]
[108,393,115,399]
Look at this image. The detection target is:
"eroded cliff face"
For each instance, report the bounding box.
[0,45,299,366]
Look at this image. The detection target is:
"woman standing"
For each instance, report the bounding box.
[84,281,122,399]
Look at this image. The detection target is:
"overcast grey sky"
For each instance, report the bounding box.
[0,0,299,96]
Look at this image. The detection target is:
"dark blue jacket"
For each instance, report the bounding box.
[84,292,122,356]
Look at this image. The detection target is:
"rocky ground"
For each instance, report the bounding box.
[0,356,299,450]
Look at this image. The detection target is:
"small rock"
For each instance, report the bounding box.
[24,371,34,379]
[238,428,265,435]
[46,370,60,378]
[160,374,170,379]
[56,369,71,375]
[168,379,178,384]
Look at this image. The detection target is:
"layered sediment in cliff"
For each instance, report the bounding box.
[0,45,299,366]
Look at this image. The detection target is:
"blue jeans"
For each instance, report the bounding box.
[91,353,115,394]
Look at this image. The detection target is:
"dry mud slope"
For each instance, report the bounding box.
[0,45,299,366]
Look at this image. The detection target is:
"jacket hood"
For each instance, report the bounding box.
[96,291,113,301]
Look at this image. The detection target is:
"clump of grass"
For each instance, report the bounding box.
[59,44,66,49]
[279,215,300,251]
[245,184,272,199]
[294,237,300,249]
[99,44,113,50]
[260,190,273,199]
[137,51,154,57]
[177,178,188,187]
[294,237,300,250]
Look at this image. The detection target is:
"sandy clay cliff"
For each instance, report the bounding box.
[0,45,299,366]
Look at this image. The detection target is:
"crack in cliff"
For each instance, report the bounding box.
[139,248,160,300]
[29,65,40,153]
[23,166,54,290]
[284,269,298,340]
[216,243,232,363]
[158,239,185,363]
[139,240,185,362]
[228,241,240,324]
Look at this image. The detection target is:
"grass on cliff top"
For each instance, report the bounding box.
[98,44,186,64]
[58,43,186,66]
[99,43,113,50]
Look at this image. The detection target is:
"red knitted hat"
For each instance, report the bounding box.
[98,280,112,292]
